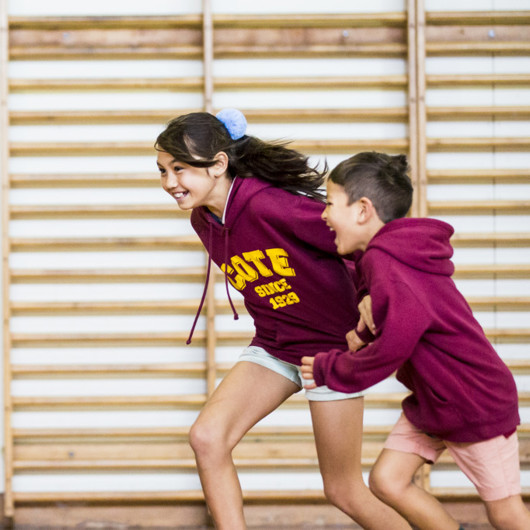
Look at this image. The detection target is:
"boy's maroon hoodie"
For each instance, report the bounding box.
[313,218,520,442]
[190,176,359,365]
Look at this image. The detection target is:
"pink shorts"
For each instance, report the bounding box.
[384,413,521,502]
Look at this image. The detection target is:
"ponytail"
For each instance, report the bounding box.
[155,110,326,200]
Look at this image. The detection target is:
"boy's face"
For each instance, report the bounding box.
[322,180,363,255]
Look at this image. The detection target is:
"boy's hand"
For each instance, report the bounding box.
[358,295,376,334]
[300,356,317,389]
[346,328,366,352]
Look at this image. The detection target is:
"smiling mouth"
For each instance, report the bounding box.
[173,191,188,200]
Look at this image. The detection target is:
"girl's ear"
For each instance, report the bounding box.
[211,151,229,177]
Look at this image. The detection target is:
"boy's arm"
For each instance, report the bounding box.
[311,280,430,393]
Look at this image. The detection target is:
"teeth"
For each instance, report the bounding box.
[174,192,186,199]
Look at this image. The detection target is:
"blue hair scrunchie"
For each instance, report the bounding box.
[216,108,247,140]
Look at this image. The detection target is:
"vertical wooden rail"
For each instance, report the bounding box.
[202,0,217,396]
[414,0,432,493]
[0,0,13,518]
[416,0,428,217]
[407,0,419,217]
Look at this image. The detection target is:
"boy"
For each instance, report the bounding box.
[301,152,530,529]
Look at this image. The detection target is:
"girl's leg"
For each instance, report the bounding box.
[309,397,410,529]
[484,495,530,529]
[369,448,460,529]
[189,361,299,530]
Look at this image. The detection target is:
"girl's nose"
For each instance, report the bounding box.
[165,172,178,188]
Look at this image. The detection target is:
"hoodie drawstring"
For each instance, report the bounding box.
[224,228,239,322]
[186,223,239,345]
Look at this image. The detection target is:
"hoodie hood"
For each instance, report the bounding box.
[366,218,455,276]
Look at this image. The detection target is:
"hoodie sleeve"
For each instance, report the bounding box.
[313,279,431,393]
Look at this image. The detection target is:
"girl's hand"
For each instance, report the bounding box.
[346,328,365,352]
[358,295,376,334]
[300,357,317,389]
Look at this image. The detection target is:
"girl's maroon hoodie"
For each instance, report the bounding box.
[189,176,359,365]
[313,218,520,443]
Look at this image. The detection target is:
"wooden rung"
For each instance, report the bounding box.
[426,11,530,25]
[427,169,530,182]
[427,137,530,151]
[10,299,245,315]
[10,268,206,283]
[11,488,530,504]
[11,363,207,376]
[9,204,187,219]
[10,106,530,127]
[484,329,530,341]
[428,106,530,120]
[9,15,203,30]
[9,76,408,93]
[10,173,160,188]
[11,137,530,157]
[10,107,409,125]
[10,43,406,61]
[10,138,410,157]
[217,76,408,89]
[10,393,404,409]
[454,265,530,278]
[10,330,254,347]
[10,331,207,347]
[8,424,390,441]
[451,233,530,246]
[466,297,530,309]
[428,200,530,213]
[9,13,406,30]
[12,395,206,409]
[214,43,407,58]
[10,236,202,251]
[9,78,202,92]
[13,458,338,471]
[11,490,327,504]
[505,359,530,372]
[13,459,199,471]
[427,74,530,87]
[10,46,203,61]
[426,41,530,55]
[10,141,157,157]
[213,13,407,28]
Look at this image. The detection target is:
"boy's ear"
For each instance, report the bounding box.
[357,197,377,223]
[211,151,229,177]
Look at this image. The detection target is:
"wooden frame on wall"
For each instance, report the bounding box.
[0,1,529,525]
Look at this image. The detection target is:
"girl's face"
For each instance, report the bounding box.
[157,150,228,216]
[322,180,363,255]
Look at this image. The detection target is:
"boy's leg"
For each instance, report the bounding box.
[447,432,530,530]
[484,495,530,530]
[309,397,411,529]
[189,360,299,530]
[369,448,460,529]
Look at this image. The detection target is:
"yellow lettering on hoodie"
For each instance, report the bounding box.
[231,255,259,282]
[243,250,273,277]
[266,248,296,276]
[220,263,246,291]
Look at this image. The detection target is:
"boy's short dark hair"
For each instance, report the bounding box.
[328,152,413,223]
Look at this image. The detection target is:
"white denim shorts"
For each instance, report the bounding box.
[238,345,363,402]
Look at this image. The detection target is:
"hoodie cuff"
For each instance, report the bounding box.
[313,350,336,387]
[356,325,375,345]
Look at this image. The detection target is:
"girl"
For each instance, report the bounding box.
[155,109,410,530]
